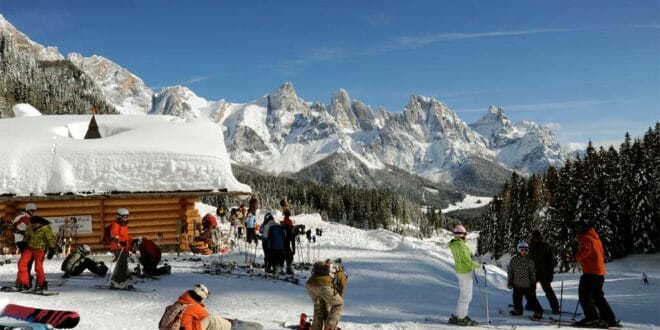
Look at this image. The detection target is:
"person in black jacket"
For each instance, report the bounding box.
[528,230,560,314]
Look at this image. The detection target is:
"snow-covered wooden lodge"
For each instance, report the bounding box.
[0,105,250,252]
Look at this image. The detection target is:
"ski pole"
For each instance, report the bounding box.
[559,280,564,328]
[483,264,490,325]
[572,300,580,321]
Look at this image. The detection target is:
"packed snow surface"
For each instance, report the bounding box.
[0,107,250,195]
[442,194,493,214]
[0,212,657,329]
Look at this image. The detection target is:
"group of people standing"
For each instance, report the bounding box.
[448,224,619,328]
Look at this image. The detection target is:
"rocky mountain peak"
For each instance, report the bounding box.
[0,14,63,61]
[470,105,512,144]
[329,88,359,130]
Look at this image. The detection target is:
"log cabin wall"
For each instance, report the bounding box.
[0,196,202,253]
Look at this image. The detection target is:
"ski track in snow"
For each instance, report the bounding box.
[0,213,657,329]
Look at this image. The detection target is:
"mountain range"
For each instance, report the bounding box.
[0,14,567,197]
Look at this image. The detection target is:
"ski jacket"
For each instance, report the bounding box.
[267,223,285,250]
[306,268,347,296]
[281,217,296,253]
[448,238,481,274]
[12,213,30,243]
[177,291,209,330]
[137,237,161,269]
[507,254,536,289]
[245,214,257,229]
[109,220,131,252]
[61,250,84,274]
[24,224,56,250]
[576,227,606,276]
[529,237,555,282]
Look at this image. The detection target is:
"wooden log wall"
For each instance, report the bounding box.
[0,196,202,253]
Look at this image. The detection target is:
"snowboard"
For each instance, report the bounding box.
[0,303,80,328]
[0,286,59,296]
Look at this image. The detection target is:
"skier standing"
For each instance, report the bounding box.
[17,216,55,292]
[267,218,285,275]
[448,225,481,326]
[528,230,560,314]
[573,224,618,328]
[61,244,108,277]
[109,208,132,289]
[642,273,649,286]
[507,240,544,320]
[281,209,296,275]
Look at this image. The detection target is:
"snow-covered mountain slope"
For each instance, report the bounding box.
[0,14,63,61]
[471,106,567,174]
[0,211,656,329]
[68,53,153,115]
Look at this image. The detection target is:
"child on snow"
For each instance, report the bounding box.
[507,240,543,320]
[448,225,481,326]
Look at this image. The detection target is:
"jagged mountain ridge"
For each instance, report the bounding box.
[0,14,567,195]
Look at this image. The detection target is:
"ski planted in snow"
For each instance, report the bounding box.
[0,303,80,328]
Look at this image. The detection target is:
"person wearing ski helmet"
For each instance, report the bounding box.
[573,223,618,328]
[175,284,232,330]
[17,216,55,292]
[109,208,132,289]
[448,225,481,326]
[507,240,543,320]
[12,203,37,254]
[61,244,108,278]
[528,230,560,314]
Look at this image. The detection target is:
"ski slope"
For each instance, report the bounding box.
[0,212,657,329]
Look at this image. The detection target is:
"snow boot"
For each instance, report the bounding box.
[455,315,477,326]
[509,310,523,316]
[572,318,608,328]
[531,313,543,321]
[448,314,458,324]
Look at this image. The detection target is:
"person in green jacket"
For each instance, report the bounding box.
[17,216,55,292]
[448,225,481,326]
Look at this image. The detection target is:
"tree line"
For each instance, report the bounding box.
[204,165,446,237]
[478,123,660,262]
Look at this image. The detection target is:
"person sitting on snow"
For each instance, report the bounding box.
[176,284,232,330]
[131,236,171,277]
[61,244,108,278]
[507,240,543,320]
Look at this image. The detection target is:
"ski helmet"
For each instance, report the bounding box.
[192,283,209,301]
[517,240,529,252]
[25,203,37,212]
[116,208,129,217]
[79,244,91,254]
[453,225,467,237]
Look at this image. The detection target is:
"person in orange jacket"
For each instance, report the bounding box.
[573,224,618,328]
[109,208,132,289]
[178,284,231,330]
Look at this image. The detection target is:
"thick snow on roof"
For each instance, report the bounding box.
[0,105,250,196]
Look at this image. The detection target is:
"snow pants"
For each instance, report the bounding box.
[533,280,560,312]
[578,274,616,324]
[306,284,344,330]
[18,248,45,286]
[201,313,232,330]
[512,286,543,314]
[454,272,474,319]
[110,249,130,284]
[70,258,108,277]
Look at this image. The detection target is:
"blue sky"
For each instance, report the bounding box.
[1,1,658,148]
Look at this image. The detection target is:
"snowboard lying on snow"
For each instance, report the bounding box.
[0,303,80,328]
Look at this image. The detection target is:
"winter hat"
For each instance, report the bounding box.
[25,203,37,212]
[517,240,529,252]
[29,216,50,225]
[116,208,129,216]
[192,284,209,301]
[79,244,91,254]
[453,225,467,237]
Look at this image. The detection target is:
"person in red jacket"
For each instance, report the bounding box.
[131,237,171,277]
[177,284,231,330]
[573,224,618,328]
[109,208,132,289]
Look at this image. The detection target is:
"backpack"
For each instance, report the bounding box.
[158,302,189,330]
[102,225,112,245]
